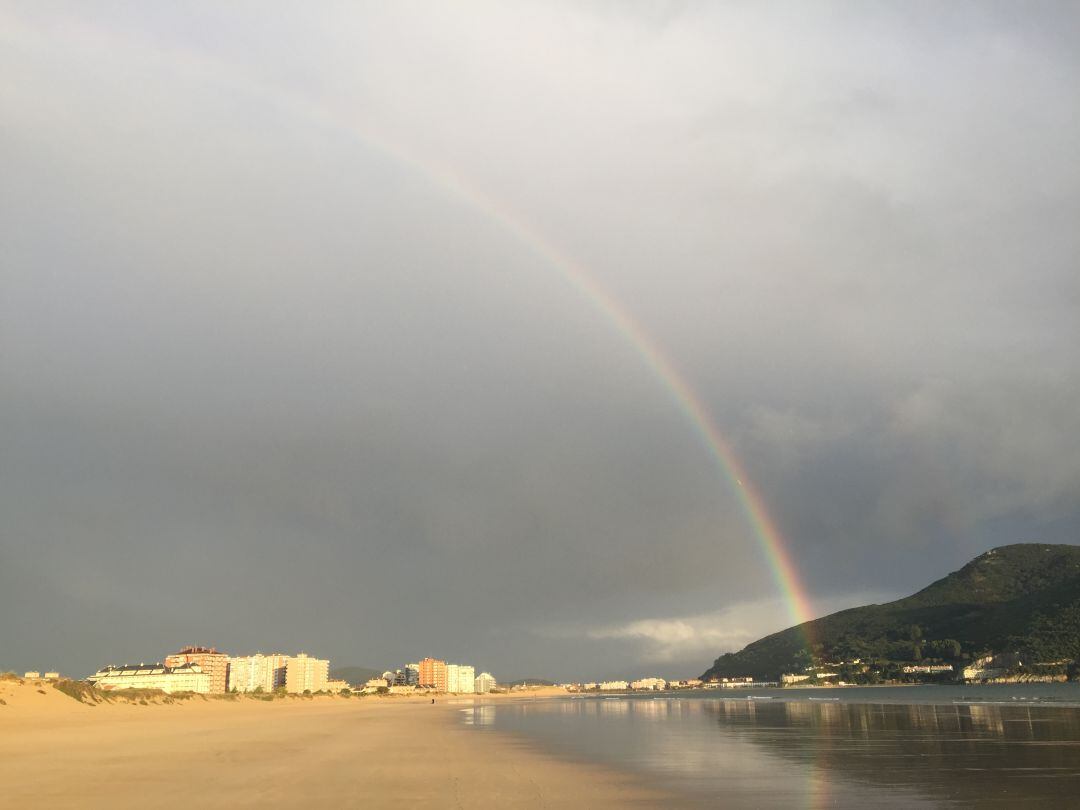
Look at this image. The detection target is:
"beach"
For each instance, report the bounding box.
[0,679,664,808]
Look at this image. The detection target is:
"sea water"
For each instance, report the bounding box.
[462,684,1080,807]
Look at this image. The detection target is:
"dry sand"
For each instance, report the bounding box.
[0,679,667,808]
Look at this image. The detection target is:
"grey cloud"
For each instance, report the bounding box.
[2,1,1078,681]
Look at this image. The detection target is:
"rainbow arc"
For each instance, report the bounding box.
[7,16,817,631]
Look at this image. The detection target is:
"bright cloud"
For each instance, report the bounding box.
[579,592,896,663]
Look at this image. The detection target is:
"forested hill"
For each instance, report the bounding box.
[702,544,1080,682]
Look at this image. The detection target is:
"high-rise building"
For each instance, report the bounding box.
[227,654,288,692]
[417,658,447,691]
[164,646,229,694]
[284,653,330,693]
[446,664,475,693]
[461,665,475,693]
[405,663,420,686]
[474,672,497,693]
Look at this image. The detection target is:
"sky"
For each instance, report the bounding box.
[2,1,1079,682]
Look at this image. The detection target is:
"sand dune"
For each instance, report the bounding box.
[0,679,664,808]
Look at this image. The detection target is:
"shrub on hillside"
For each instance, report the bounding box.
[53,679,102,704]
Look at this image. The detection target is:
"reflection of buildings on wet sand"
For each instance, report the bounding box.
[598,698,631,716]
[474,692,1080,807]
[701,697,1080,804]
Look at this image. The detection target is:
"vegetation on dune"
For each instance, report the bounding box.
[703,544,1080,682]
[43,680,359,705]
[51,679,178,705]
[53,679,104,704]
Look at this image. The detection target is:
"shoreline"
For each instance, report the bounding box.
[0,679,671,808]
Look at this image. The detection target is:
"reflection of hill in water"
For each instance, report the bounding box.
[700,699,1080,805]
[475,698,1080,806]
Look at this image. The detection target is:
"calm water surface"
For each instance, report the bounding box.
[463,685,1080,807]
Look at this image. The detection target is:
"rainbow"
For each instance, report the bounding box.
[405,174,818,630]
[4,15,816,630]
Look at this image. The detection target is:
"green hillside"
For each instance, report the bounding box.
[702,544,1080,682]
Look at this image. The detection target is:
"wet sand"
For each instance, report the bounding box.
[0,680,665,808]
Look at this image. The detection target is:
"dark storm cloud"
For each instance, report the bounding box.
[2,1,1078,680]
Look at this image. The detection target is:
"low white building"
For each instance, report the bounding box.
[963,665,1006,682]
[364,678,390,691]
[599,680,629,691]
[718,677,754,687]
[630,677,667,691]
[89,663,211,693]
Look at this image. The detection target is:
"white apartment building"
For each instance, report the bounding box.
[89,663,211,693]
[630,677,667,691]
[446,664,475,693]
[285,653,330,693]
[459,665,475,693]
[599,680,629,691]
[474,672,497,693]
[227,654,288,692]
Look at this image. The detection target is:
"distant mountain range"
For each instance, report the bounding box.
[330,666,382,685]
[702,543,1080,681]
